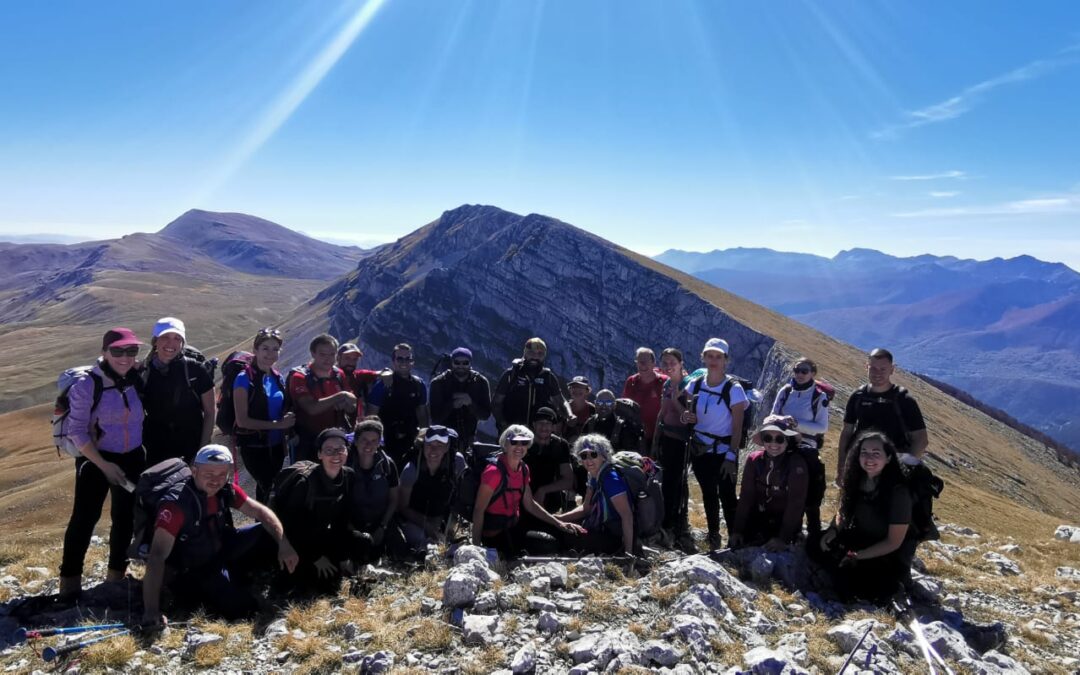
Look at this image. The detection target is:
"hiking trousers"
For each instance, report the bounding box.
[799,445,826,541]
[60,448,147,577]
[691,452,738,538]
[659,434,691,535]
[239,441,286,504]
[170,524,275,620]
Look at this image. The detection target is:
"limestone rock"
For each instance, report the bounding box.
[661,554,757,601]
[510,641,537,673]
[642,640,683,667]
[1054,525,1080,543]
[462,614,500,646]
[921,620,979,661]
[982,552,1021,576]
[359,650,395,674]
[568,629,641,668]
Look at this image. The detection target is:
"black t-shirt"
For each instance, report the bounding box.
[143,357,214,440]
[350,452,400,527]
[525,435,571,499]
[843,385,925,451]
[847,481,912,549]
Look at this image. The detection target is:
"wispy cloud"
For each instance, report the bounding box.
[889,170,966,181]
[892,194,1079,218]
[929,191,959,198]
[873,45,1080,139]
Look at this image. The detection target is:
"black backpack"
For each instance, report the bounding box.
[215,351,254,434]
[271,461,337,514]
[901,462,944,542]
[129,458,194,560]
[139,345,218,405]
[691,374,757,449]
[849,384,915,451]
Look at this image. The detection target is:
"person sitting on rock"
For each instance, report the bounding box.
[583,389,645,453]
[142,445,298,626]
[556,434,636,555]
[524,407,574,515]
[814,429,916,604]
[731,416,809,550]
[471,424,582,557]
[771,356,829,543]
[272,428,371,594]
[349,417,402,560]
[398,425,465,553]
[492,337,570,432]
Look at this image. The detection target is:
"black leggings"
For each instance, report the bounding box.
[691,452,738,537]
[60,448,147,577]
[239,441,286,504]
[800,446,826,539]
[659,434,690,535]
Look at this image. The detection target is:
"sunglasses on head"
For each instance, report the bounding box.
[257,327,282,339]
[578,450,600,460]
[108,346,139,358]
[793,367,811,375]
[760,433,786,444]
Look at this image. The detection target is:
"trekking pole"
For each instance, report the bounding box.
[836,622,873,675]
[893,597,954,675]
[42,629,131,662]
[13,623,126,643]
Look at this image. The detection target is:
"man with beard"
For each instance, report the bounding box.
[336,343,380,419]
[492,337,570,433]
[429,347,492,448]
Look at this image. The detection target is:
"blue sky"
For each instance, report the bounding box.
[1,1,1079,267]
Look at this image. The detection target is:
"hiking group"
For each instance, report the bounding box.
[52,320,941,627]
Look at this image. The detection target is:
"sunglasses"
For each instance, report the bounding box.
[395,356,414,363]
[793,367,812,375]
[452,360,471,366]
[596,400,615,407]
[760,433,786,444]
[578,450,600,460]
[509,439,530,447]
[108,346,139,357]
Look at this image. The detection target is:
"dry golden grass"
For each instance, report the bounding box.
[276,632,330,661]
[651,580,686,608]
[581,586,632,622]
[293,649,344,675]
[410,618,453,652]
[80,633,137,670]
[191,639,226,668]
[460,645,505,674]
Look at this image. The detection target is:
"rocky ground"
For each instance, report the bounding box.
[0,524,1078,674]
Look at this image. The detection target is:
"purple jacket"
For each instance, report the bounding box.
[67,361,144,454]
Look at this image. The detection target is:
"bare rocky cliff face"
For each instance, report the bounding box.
[318,204,793,423]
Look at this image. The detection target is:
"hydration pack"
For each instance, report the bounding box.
[605,451,664,539]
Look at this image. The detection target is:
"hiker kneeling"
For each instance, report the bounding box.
[556,435,637,555]
[471,425,583,557]
[398,426,466,553]
[140,445,299,626]
[812,430,917,604]
[730,417,808,551]
[272,428,372,593]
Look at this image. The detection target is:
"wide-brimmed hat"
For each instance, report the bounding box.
[752,414,801,446]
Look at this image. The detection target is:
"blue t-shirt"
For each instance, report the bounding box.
[234,369,285,444]
[586,466,628,529]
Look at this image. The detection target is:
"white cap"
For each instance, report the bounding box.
[703,337,729,355]
[152,317,186,341]
[193,444,233,465]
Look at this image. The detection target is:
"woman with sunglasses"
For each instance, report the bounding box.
[272,428,364,593]
[556,434,636,555]
[730,416,808,551]
[234,328,294,503]
[398,425,466,553]
[59,328,149,600]
[653,347,695,553]
[471,425,583,557]
[770,357,829,541]
[814,430,915,603]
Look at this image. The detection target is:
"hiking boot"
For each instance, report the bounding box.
[707,531,722,550]
[58,575,82,601]
[676,532,698,555]
[104,569,126,583]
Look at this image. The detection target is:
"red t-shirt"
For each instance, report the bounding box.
[346,369,380,419]
[154,484,249,537]
[288,365,348,434]
[480,456,529,519]
[622,371,669,441]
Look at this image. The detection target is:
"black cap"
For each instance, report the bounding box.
[569,375,591,388]
[316,427,349,447]
[534,407,558,423]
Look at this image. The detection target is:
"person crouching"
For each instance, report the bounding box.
[730,416,809,551]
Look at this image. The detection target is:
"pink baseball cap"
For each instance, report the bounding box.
[102,327,143,350]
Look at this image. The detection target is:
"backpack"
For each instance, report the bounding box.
[849,384,913,450]
[602,451,664,539]
[139,346,219,408]
[691,374,759,450]
[129,458,194,559]
[776,379,836,448]
[51,366,140,458]
[271,460,332,514]
[455,443,527,524]
[215,351,254,434]
[901,462,944,542]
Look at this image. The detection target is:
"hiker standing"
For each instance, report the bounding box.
[471,425,582,556]
[272,428,367,593]
[730,417,809,550]
[397,426,465,552]
[429,346,491,449]
[654,347,695,553]
[492,337,570,432]
[59,328,148,600]
[367,342,429,468]
[556,435,636,555]
[681,338,748,550]
[813,430,917,604]
[562,375,595,445]
[336,342,379,419]
[141,317,216,465]
[287,334,357,463]
[771,357,829,540]
[621,347,669,455]
[141,445,298,625]
[233,328,294,503]
[584,389,645,453]
[348,418,402,560]
[837,348,928,481]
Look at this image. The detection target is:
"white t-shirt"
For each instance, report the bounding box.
[690,376,748,455]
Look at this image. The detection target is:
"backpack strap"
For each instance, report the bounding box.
[891,386,911,445]
[777,383,792,412]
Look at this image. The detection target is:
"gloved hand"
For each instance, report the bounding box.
[720,458,738,481]
[898,453,922,466]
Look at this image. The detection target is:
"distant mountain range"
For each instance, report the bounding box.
[655,247,1080,452]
